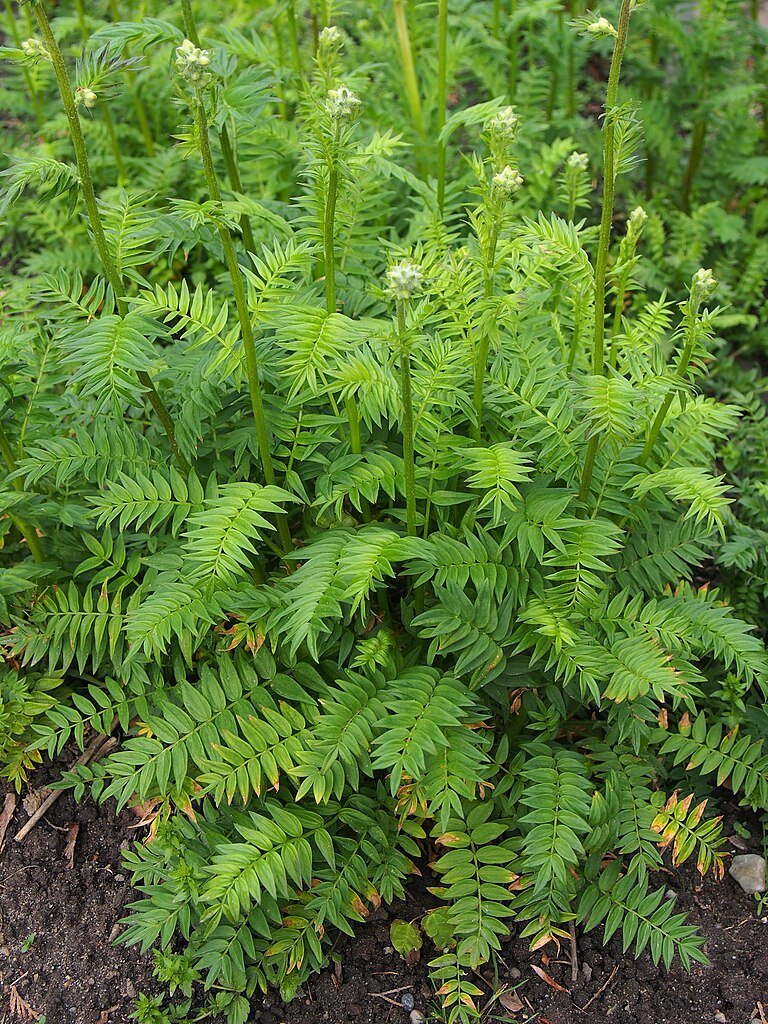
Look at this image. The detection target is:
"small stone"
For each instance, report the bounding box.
[729,854,767,894]
[729,835,750,851]
[383,946,393,955]
[114,873,125,882]
[510,967,521,979]
[410,1013,425,1024]
[665,888,676,900]
[401,993,415,1012]
[582,962,593,983]
[714,1013,727,1023]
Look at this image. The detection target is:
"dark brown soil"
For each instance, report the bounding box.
[2,779,767,1024]
[0,781,154,1024]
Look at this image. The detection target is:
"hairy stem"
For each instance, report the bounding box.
[397,300,417,538]
[393,0,425,166]
[579,0,632,505]
[33,0,188,473]
[436,0,448,213]
[181,0,257,256]
[508,0,519,101]
[4,0,44,129]
[193,98,292,551]
[639,303,698,465]
[0,420,44,562]
[472,221,500,442]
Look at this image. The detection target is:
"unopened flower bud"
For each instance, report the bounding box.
[690,268,716,306]
[75,86,98,109]
[20,37,50,61]
[587,16,617,36]
[319,25,344,50]
[567,151,589,170]
[174,38,213,87]
[492,164,524,199]
[487,106,519,141]
[326,83,361,122]
[385,260,424,300]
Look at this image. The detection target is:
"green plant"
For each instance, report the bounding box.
[2,2,768,1023]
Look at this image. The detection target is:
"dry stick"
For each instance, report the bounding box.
[32,1,189,474]
[568,920,579,983]
[0,792,18,853]
[14,734,117,843]
[577,964,619,1012]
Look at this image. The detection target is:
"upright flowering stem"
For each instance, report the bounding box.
[436,0,448,213]
[32,0,188,474]
[591,1,631,377]
[321,84,365,456]
[508,0,519,101]
[579,1,632,505]
[181,0,257,254]
[639,269,716,465]
[190,94,292,552]
[0,420,43,562]
[472,112,522,441]
[387,262,424,539]
[398,299,417,538]
[4,0,44,129]
[393,0,425,169]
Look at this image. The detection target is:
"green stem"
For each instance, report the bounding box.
[287,0,303,79]
[639,304,698,465]
[180,0,200,43]
[181,0,257,255]
[4,0,44,129]
[566,0,577,117]
[579,0,632,506]
[472,221,500,442]
[436,0,448,213]
[73,0,88,38]
[33,0,188,474]
[324,151,338,314]
[681,118,706,214]
[100,101,128,181]
[220,122,256,254]
[397,300,417,538]
[591,0,631,377]
[508,0,519,101]
[0,420,44,562]
[193,97,292,551]
[608,271,628,368]
[393,0,425,163]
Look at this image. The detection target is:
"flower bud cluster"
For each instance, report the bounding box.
[318,25,344,52]
[326,83,361,123]
[175,38,212,87]
[385,260,424,300]
[75,86,98,110]
[486,106,519,143]
[491,164,524,199]
[567,151,589,170]
[690,267,717,306]
[587,16,617,37]
[20,37,51,61]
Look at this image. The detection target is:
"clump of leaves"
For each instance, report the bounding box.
[2,2,768,1023]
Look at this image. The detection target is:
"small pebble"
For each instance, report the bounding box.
[402,993,415,1011]
[383,946,393,955]
[714,1013,727,1023]
[410,1013,425,1024]
[729,854,767,894]
[664,888,676,900]
[510,967,521,979]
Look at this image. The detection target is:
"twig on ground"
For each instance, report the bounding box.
[14,732,117,844]
[0,793,17,853]
[578,965,619,1011]
[368,993,405,1007]
[568,920,579,983]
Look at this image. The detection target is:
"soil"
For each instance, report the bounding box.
[1,778,767,1024]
